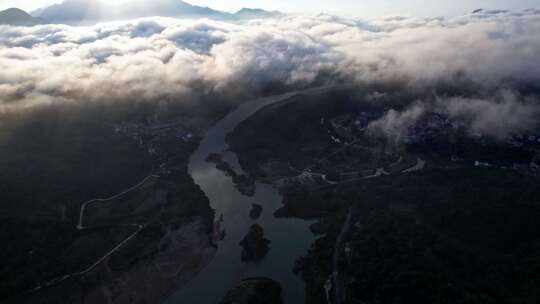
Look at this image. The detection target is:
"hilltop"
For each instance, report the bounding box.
[0,8,46,26]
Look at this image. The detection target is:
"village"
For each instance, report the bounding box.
[255,108,540,193]
[112,117,197,176]
[326,110,540,171]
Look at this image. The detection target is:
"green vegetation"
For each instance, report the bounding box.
[0,104,151,299]
[293,168,540,304]
[0,100,221,303]
[228,87,540,304]
[228,89,373,175]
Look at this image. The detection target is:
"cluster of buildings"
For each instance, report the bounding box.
[506,134,540,147]
[327,110,457,146]
[330,109,540,150]
[112,119,195,175]
[327,111,380,143]
[403,113,455,144]
[113,121,194,145]
[326,109,540,176]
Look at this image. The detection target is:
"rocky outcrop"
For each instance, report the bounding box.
[219,277,283,304]
[239,224,270,262]
[249,203,263,220]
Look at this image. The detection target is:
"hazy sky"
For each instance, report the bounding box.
[1,0,540,17]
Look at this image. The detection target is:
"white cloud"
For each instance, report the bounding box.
[367,102,426,146]
[0,10,539,122]
[439,91,540,139]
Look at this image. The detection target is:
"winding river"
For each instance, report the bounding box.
[165,86,349,304]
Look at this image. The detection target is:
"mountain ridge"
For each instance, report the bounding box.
[31,0,283,24]
[233,8,283,19]
[0,8,46,26]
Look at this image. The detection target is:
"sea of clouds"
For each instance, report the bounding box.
[1,9,539,137]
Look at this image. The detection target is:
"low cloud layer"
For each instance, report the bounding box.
[440,91,540,139]
[368,103,425,146]
[0,10,539,137]
[367,91,540,144]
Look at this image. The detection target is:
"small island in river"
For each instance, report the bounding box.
[249,203,263,220]
[219,277,283,304]
[239,224,270,262]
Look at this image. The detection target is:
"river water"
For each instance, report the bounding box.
[165,87,350,304]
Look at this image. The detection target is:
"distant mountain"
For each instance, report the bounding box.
[233,8,283,19]
[33,0,283,24]
[471,8,510,15]
[0,8,46,26]
[122,0,230,19]
[31,0,103,24]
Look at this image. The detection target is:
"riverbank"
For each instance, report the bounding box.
[165,87,350,304]
[226,87,540,304]
[1,100,220,304]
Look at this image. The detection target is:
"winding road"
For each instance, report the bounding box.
[77,174,159,229]
[332,207,353,304]
[28,174,158,294]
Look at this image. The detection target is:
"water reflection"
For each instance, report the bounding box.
[166,87,349,304]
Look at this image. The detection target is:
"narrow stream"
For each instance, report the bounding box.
[165,86,347,304]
